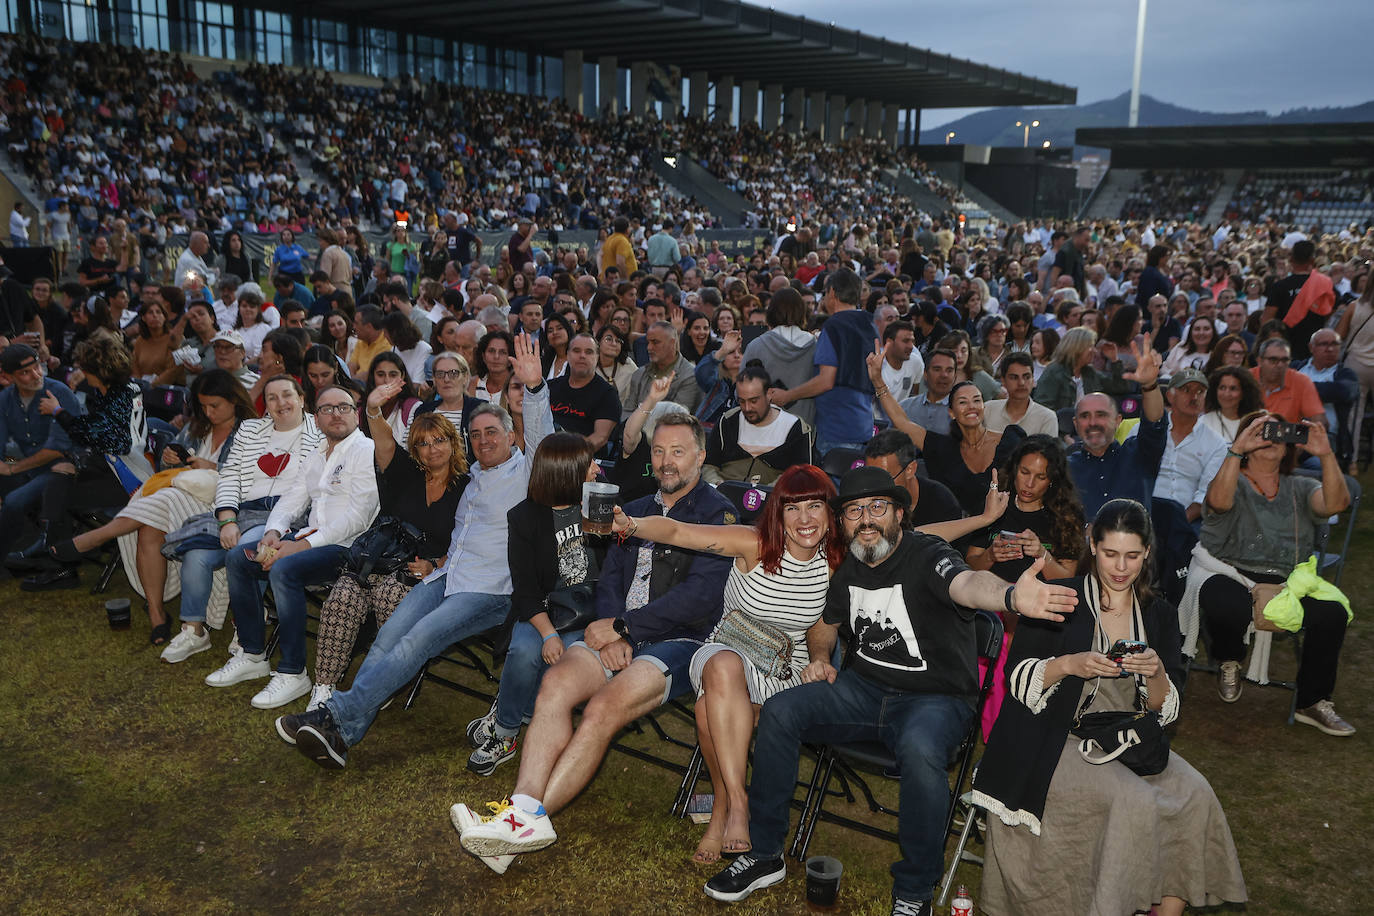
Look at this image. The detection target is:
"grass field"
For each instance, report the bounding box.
[1,500,1370,915]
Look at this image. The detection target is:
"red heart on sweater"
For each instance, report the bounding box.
[257,452,291,477]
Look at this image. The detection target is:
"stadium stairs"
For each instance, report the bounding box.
[650,154,751,227]
[1079,167,1143,221]
[922,162,1021,225]
[880,169,958,221]
[1202,169,1245,225]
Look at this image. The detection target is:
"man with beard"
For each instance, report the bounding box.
[453,412,733,870]
[1068,343,1166,519]
[703,465,1078,916]
[703,366,812,485]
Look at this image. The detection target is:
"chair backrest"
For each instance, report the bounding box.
[974,609,1005,665]
[820,447,865,482]
[715,480,772,524]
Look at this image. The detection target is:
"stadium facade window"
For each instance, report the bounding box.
[362,26,399,79]
[31,0,98,43]
[541,54,560,101]
[1,0,15,33]
[190,0,235,60]
[251,9,292,66]
[307,17,349,72]
[111,0,170,51]
[459,42,483,88]
[412,35,450,82]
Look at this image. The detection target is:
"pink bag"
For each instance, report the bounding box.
[977,616,1015,742]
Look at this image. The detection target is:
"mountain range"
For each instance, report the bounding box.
[919,92,1374,150]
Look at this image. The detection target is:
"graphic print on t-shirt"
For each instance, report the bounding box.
[257,452,292,477]
[847,583,925,672]
[552,505,590,588]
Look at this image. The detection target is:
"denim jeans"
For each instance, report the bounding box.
[176,525,264,624]
[747,669,973,900]
[493,621,585,731]
[816,438,869,460]
[326,576,511,746]
[226,533,348,675]
[0,468,52,555]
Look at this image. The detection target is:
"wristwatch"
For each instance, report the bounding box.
[612,617,630,640]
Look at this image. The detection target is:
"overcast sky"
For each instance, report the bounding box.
[784,0,1372,127]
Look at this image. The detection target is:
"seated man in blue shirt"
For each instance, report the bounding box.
[1068,343,1166,519]
[275,333,553,767]
[0,344,82,563]
[452,412,734,872]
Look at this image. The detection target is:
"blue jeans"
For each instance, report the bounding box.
[176,524,265,624]
[226,533,348,675]
[816,438,868,459]
[0,468,52,554]
[747,670,973,900]
[493,621,585,731]
[326,576,510,746]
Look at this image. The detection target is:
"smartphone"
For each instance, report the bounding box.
[168,443,191,461]
[1261,420,1309,445]
[1106,639,1148,661]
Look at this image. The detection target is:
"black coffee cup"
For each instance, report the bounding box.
[804,855,842,909]
[105,598,132,630]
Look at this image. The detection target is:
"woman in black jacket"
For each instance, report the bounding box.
[971,499,1246,916]
[463,432,604,779]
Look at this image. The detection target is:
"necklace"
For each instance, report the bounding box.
[1244,470,1279,499]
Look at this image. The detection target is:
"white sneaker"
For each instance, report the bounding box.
[161,625,211,664]
[450,802,517,874]
[204,651,271,687]
[251,671,313,710]
[306,683,334,712]
[459,798,557,858]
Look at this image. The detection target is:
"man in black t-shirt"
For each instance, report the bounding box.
[77,235,119,294]
[547,334,620,450]
[706,466,1077,914]
[1050,225,1089,298]
[1261,239,1326,362]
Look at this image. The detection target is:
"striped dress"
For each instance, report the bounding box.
[689,549,830,704]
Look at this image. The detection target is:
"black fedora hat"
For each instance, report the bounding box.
[830,465,911,513]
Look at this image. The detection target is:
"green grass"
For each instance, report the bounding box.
[2,495,1372,914]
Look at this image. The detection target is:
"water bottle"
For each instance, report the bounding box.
[950,884,974,916]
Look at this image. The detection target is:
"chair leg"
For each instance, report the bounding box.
[938,798,981,907]
[672,745,704,817]
[789,749,836,861]
[403,663,428,710]
[1287,631,1303,726]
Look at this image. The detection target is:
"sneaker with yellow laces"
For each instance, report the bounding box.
[458,797,557,858]
[449,803,517,874]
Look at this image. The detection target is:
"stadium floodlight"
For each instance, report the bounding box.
[1015,119,1040,147]
[1129,0,1147,127]
[945,131,956,144]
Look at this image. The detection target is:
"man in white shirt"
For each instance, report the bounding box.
[983,353,1058,438]
[211,275,241,330]
[174,231,217,288]
[703,366,812,485]
[206,386,379,709]
[877,320,924,409]
[1152,368,1227,524]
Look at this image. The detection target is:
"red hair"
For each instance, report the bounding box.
[757,465,844,575]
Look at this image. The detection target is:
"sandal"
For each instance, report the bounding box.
[149,606,171,647]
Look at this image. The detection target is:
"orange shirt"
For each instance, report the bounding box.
[1252,367,1323,423]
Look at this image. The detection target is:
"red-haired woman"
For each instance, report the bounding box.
[611,465,844,864]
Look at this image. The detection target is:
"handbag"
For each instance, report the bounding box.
[713,609,794,680]
[341,516,427,583]
[544,582,597,634]
[1071,707,1170,777]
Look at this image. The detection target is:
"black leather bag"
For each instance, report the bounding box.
[544,582,597,634]
[1071,708,1170,777]
[342,516,427,584]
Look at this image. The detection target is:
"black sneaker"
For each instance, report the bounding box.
[295,715,348,770]
[891,898,932,916]
[275,707,332,746]
[20,565,79,591]
[703,855,786,903]
[5,538,47,570]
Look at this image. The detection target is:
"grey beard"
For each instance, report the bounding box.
[849,530,897,565]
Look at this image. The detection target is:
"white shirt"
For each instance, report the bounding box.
[983,399,1059,438]
[264,427,379,548]
[737,407,800,455]
[175,248,217,288]
[879,352,925,413]
[1152,415,1227,509]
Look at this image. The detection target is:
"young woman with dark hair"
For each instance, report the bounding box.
[973,498,1247,916]
[362,352,421,447]
[474,330,515,405]
[610,464,843,863]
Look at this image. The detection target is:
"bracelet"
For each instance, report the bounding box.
[873,386,890,399]
[1140,382,1159,392]
[542,632,559,643]
[1226,448,1244,459]
[365,406,384,419]
[1003,584,1017,613]
[217,517,238,528]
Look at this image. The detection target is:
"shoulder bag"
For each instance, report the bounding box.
[714,609,794,680]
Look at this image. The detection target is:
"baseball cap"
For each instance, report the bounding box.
[211,330,245,349]
[1,344,40,374]
[1167,367,1208,391]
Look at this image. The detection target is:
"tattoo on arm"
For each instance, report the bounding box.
[703,542,724,554]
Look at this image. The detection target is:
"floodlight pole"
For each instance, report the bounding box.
[1128,0,1147,128]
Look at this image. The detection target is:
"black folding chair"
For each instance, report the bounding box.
[820,447,866,485]
[714,480,772,525]
[787,610,1005,872]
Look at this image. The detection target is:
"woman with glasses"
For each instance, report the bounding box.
[1203,333,1252,376]
[594,325,635,399]
[417,352,478,442]
[304,408,469,711]
[609,465,844,864]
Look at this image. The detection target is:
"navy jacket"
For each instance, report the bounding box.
[1068,415,1167,519]
[595,477,734,645]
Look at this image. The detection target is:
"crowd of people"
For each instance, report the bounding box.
[4,33,1374,915]
[1119,170,1224,223]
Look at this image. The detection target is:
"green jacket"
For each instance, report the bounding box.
[1032,360,1131,412]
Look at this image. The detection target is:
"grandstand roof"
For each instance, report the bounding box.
[296,0,1077,109]
[1077,122,1374,169]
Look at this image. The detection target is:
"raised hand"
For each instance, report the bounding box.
[1011,555,1078,622]
[1232,413,1269,456]
[610,506,636,536]
[1123,339,1162,389]
[719,329,742,357]
[981,469,1009,521]
[1302,419,1332,458]
[669,304,687,333]
[646,371,675,406]
[510,331,544,389]
[866,337,885,387]
[366,379,404,411]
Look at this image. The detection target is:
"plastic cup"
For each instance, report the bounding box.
[581,481,619,536]
[804,855,842,909]
[105,598,132,630]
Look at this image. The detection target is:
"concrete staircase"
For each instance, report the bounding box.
[880,169,956,220]
[1080,168,1143,221]
[1202,168,1245,225]
[651,154,752,227]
